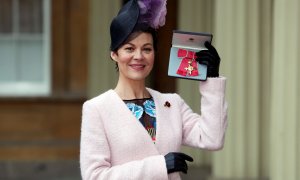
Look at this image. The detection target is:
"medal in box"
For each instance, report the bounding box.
[168,30,213,81]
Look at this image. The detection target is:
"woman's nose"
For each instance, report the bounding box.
[133,49,143,60]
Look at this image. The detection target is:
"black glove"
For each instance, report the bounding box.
[196,41,221,77]
[164,152,193,174]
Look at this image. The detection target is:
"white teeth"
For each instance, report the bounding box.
[131,65,144,67]
[130,64,145,70]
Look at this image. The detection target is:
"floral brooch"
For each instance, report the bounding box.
[164,101,171,108]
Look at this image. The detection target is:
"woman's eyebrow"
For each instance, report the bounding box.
[125,42,135,46]
[143,43,153,46]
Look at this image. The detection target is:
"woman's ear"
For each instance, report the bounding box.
[110,51,118,62]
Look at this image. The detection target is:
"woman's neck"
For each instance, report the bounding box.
[114,79,150,100]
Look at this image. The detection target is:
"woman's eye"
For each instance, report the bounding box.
[144,48,153,53]
[125,47,134,51]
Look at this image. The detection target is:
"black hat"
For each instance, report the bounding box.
[110,0,140,51]
[110,0,167,51]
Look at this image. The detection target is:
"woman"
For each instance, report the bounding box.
[80,0,228,179]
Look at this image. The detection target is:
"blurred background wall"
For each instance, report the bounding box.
[0,0,87,179]
[0,0,299,180]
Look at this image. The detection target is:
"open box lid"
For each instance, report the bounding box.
[172,30,213,50]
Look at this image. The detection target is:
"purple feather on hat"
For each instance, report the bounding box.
[137,0,167,29]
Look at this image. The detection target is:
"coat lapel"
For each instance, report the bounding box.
[147,88,171,153]
[106,90,159,152]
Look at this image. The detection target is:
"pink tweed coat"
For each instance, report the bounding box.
[80,77,228,180]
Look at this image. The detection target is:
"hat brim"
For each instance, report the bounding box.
[110,0,140,51]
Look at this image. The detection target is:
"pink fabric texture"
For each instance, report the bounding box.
[80,77,228,180]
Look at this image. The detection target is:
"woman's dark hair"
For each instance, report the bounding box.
[112,26,158,52]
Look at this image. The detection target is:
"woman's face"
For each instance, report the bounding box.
[111,32,155,82]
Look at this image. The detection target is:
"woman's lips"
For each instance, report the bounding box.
[129,64,146,70]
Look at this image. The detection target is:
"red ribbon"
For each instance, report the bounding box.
[176,49,199,76]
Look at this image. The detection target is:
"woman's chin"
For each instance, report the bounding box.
[128,72,150,81]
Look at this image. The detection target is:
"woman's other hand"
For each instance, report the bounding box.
[164,152,193,174]
[196,41,221,78]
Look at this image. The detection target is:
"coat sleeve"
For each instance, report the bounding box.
[180,77,228,150]
[80,101,168,180]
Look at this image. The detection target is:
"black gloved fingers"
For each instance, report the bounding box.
[196,50,215,60]
[166,160,187,174]
[196,50,220,65]
[174,152,194,162]
[174,160,188,174]
[196,56,217,66]
[164,152,193,174]
[204,41,214,51]
[205,41,220,59]
[196,49,210,57]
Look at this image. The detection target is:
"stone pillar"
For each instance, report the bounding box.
[269,1,300,180]
[88,0,120,97]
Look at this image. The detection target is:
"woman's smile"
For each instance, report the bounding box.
[129,63,146,71]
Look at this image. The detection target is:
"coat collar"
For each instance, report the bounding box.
[106,88,169,154]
